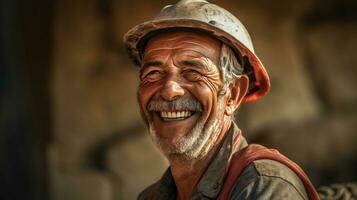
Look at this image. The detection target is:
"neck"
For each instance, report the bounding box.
[168,118,233,200]
[169,156,210,200]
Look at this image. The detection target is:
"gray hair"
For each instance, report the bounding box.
[218,43,244,96]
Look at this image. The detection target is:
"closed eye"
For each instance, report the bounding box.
[146,70,161,76]
[141,69,164,82]
[183,69,202,81]
[140,60,163,78]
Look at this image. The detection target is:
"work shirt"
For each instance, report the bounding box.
[138,123,309,200]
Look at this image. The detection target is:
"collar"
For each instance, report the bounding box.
[195,122,247,199]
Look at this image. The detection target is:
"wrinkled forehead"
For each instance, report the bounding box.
[143,31,221,63]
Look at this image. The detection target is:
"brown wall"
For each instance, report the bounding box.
[47,0,357,199]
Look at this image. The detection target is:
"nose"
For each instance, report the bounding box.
[160,79,185,101]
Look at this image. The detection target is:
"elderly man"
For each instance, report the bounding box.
[124,0,319,199]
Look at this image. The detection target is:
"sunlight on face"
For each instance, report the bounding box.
[138,31,228,160]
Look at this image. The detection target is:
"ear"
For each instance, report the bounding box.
[225,75,249,116]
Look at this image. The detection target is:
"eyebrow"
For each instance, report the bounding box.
[140,61,164,78]
[178,60,207,70]
[141,61,163,70]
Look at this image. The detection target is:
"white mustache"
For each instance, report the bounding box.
[147,97,203,112]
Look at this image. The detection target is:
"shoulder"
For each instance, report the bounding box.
[229,159,309,200]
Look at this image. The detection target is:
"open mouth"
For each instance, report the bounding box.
[159,110,194,121]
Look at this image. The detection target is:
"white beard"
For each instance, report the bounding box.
[148,97,224,160]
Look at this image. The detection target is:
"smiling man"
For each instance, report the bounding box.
[124,0,320,200]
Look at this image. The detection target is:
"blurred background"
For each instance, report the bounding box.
[1,0,357,199]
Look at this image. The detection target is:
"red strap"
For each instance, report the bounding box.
[218,144,320,200]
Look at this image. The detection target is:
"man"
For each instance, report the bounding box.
[124,0,320,199]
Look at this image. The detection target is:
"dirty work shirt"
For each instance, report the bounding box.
[138,123,309,200]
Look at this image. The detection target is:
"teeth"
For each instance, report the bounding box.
[160,111,193,120]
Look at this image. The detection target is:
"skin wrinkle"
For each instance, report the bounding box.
[144,40,219,64]
[137,31,249,200]
[139,31,224,160]
[145,43,215,54]
[141,52,216,73]
[174,56,221,95]
[144,36,218,54]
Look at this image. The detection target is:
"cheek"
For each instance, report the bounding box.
[197,76,221,99]
[203,78,222,115]
[138,84,158,114]
[194,72,221,96]
[190,81,220,114]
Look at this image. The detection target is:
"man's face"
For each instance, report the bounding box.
[138,31,228,159]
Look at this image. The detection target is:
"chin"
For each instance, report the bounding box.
[148,112,222,160]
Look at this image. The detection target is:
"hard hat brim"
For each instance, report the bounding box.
[124,19,270,103]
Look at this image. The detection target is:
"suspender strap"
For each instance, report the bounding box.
[218,144,320,200]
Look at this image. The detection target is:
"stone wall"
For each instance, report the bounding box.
[49,0,357,199]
